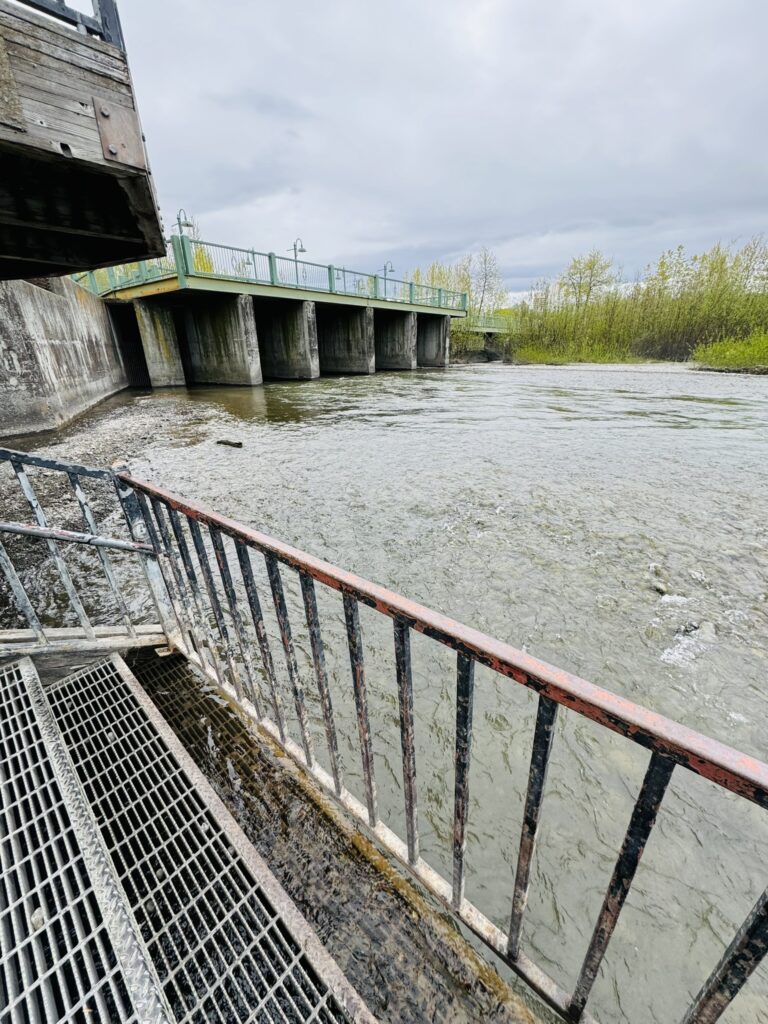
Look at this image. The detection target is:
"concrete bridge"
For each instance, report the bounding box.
[75,235,469,386]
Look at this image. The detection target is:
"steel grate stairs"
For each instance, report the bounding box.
[0,656,373,1024]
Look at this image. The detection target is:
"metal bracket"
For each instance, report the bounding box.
[94,96,146,169]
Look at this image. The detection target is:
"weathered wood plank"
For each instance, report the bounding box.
[3,36,130,87]
[10,77,96,118]
[12,60,132,104]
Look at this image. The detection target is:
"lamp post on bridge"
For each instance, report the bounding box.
[288,237,307,285]
[176,208,194,237]
[381,260,394,298]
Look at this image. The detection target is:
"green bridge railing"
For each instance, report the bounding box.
[74,236,468,313]
[462,312,508,332]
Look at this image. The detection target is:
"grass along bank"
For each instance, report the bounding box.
[441,239,768,373]
[693,330,768,373]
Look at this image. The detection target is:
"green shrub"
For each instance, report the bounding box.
[693,330,768,370]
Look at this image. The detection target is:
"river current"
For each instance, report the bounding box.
[9,363,768,1023]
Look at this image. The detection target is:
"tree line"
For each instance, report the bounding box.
[412,239,768,368]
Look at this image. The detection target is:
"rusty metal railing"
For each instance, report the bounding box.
[0,448,168,655]
[113,470,768,1024]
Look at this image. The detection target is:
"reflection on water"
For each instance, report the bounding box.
[11,363,768,1023]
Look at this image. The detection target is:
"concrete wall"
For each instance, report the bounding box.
[183,294,262,386]
[316,304,375,374]
[253,298,319,379]
[134,298,186,387]
[374,309,417,370]
[417,313,451,367]
[0,277,128,438]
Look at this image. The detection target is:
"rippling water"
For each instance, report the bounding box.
[10,364,768,1023]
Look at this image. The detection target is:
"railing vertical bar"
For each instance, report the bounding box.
[209,526,263,718]
[452,652,475,909]
[67,471,136,637]
[164,504,227,691]
[342,592,377,828]
[187,517,243,700]
[298,570,342,794]
[507,694,559,960]
[133,491,194,654]
[264,551,314,766]
[149,497,212,669]
[568,751,675,1020]
[680,886,768,1024]
[11,459,95,638]
[112,474,177,640]
[393,617,419,865]
[235,541,286,741]
[0,538,47,642]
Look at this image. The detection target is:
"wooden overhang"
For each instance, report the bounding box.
[0,0,164,279]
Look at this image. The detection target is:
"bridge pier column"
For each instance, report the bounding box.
[316,305,375,375]
[416,313,451,367]
[253,298,319,379]
[133,299,186,387]
[183,294,262,385]
[374,309,417,370]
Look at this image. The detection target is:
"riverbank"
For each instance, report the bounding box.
[450,338,768,374]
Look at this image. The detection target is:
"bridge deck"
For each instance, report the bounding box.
[74,235,468,318]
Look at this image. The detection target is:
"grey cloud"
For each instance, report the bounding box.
[123,0,768,293]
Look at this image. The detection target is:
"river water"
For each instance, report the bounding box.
[8,363,768,1023]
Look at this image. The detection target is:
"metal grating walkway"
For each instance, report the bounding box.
[0,658,166,1024]
[42,655,370,1024]
[0,655,372,1024]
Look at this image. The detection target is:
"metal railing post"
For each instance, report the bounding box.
[373,275,380,299]
[268,252,278,285]
[409,282,415,304]
[328,265,336,292]
[170,235,187,288]
[181,235,194,280]
[438,287,444,308]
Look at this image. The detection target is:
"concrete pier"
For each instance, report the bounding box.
[416,314,451,367]
[316,305,375,375]
[134,299,185,387]
[253,298,319,380]
[183,295,262,386]
[374,309,417,370]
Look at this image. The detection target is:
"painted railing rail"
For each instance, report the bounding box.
[72,235,469,312]
[114,470,768,1024]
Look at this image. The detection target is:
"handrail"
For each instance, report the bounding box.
[116,468,768,1024]
[73,235,470,313]
[0,447,171,650]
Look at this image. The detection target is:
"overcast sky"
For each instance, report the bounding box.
[122,0,768,294]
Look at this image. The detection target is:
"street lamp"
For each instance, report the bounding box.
[176,208,194,237]
[381,260,394,294]
[288,237,307,284]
